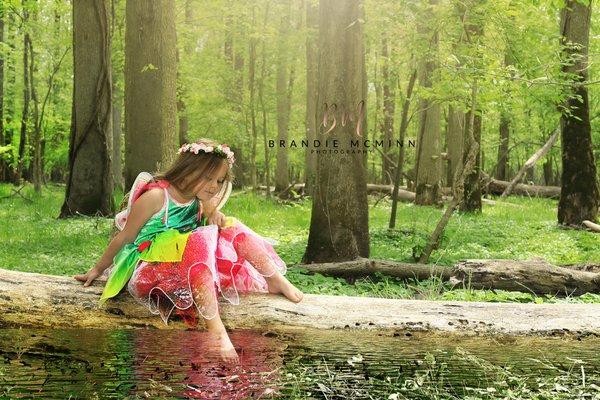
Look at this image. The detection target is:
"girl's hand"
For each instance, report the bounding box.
[207,210,227,228]
[74,266,103,287]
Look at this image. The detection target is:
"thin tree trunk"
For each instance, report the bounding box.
[112,80,123,191]
[557,0,600,225]
[0,6,4,181]
[497,115,510,180]
[380,36,395,184]
[248,6,259,190]
[258,4,270,198]
[16,6,30,184]
[496,51,514,181]
[176,0,193,146]
[27,36,42,193]
[3,12,17,183]
[123,0,177,189]
[304,0,318,195]
[274,0,292,192]
[389,68,416,229]
[460,109,482,211]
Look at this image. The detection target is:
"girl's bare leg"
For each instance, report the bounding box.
[236,237,304,303]
[204,313,239,364]
[191,264,239,364]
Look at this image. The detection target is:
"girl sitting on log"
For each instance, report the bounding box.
[74,138,304,364]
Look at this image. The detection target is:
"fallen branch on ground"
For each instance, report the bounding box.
[482,173,560,198]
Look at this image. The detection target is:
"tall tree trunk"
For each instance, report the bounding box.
[372,58,382,182]
[124,0,177,188]
[16,5,30,184]
[60,0,113,217]
[274,0,292,192]
[258,3,270,197]
[414,0,441,206]
[497,113,510,180]
[3,12,17,183]
[389,68,417,229]
[380,36,395,184]
[176,0,193,146]
[303,0,369,263]
[248,6,259,190]
[458,0,484,213]
[557,0,599,225]
[222,5,246,187]
[112,80,123,191]
[0,5,4,182]
[460,109,482,211]
[27,35,42,193]
[304,0,318,194]
[446,106,464,187]
[496,51,514,181]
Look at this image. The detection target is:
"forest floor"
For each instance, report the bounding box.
[0,183,598,305]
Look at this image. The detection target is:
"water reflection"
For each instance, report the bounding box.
[0,328,598,399]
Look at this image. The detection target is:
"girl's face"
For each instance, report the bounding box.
[192,162,229,203]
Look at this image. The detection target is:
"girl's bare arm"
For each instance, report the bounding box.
[74,189,164,285]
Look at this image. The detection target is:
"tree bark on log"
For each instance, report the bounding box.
[299,258,453,280]
[299,258,600,296]
[482,173,561,198]
[1,269,599,336]
[452,259,600,296]
[583,220,600,233]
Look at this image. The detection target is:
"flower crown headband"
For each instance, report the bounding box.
[177,142,235,166]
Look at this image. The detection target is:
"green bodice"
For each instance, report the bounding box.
[99,192,205,304]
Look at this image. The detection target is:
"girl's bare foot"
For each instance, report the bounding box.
[265,272,304,303]
[209,330,239,364]
[204,315,239,364]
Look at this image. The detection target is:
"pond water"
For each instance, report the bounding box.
[0,327,598,399]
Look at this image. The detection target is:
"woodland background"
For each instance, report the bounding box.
[0,0,598,269]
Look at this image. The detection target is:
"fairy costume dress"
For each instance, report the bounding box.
[99,172,287,326]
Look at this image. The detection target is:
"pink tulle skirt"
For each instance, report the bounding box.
[127,222,286,327]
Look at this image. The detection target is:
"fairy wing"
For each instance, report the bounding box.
[115,172,155,231]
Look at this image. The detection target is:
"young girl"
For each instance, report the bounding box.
[75,138,304,364]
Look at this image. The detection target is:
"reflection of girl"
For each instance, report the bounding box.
[75,139,303,363]
[131,329,285,399]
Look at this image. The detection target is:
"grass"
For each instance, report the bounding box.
[0,183,598,304]
[277,348,600,400]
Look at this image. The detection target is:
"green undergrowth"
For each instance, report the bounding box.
[0,183,598,304]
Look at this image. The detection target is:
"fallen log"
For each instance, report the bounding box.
[0,268,599,336]
[451,259,600,296]
[298,258,453,280]
[482,173,561,198]
[298,258,600,296]
[583,220,600,233]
